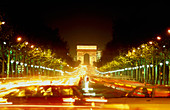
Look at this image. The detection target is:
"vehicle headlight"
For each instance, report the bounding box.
[63,98,75,102]
[0,98,7,103]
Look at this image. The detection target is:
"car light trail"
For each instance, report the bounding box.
[125,84,131,87]
[83,93,96,96]
[0,76,81,92]
[0,104,101,108]
[82,88,93,91]
[0,98,7,103]
[85,98,107,102]
[0,102,13,105]
[0,89,19,97]
[63,98,75,102]
[102,104,129,109]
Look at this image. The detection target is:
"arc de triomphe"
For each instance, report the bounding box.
[76,45,97,65]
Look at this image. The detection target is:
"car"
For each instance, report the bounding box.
[106,85,170,104]
[127,85,170,98]
[0,84,107,106]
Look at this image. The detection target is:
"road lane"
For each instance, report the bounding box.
[80,76,127,98]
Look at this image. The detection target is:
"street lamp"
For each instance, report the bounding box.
[0,21,5,32]
[141,44,145,48]
[149,41,153,45]
[31,45,34,48]
[17,37,22,42]
[148,41,155,84]
[25,42,28,45]
[167,29,170,34]
[2,21,5,25]
[157,36,161,40]
[0,21,5,25]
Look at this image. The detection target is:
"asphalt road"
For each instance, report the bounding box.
[81,76,127,98]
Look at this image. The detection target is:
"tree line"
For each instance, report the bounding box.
[96,31,170,85]
[0,13,80,78]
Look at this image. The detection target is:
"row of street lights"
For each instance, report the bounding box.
[97,29,170,85]
[132,29,170,85]
[0,33,64,78]
[0,21,5,25]
[131,29,170,85]
[2,36,35,77]
[3,36,67,77]
[1,20,76,78]
[17,36,34,48]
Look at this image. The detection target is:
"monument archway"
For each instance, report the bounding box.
[84,53,90,65]
[77,45,97,65]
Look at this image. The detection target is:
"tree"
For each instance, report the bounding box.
[0,19,14,77]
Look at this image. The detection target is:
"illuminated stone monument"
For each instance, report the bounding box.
[76,45,97,65]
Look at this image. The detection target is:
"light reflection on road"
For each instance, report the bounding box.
[0,76,81,93]
[1,65,170,110]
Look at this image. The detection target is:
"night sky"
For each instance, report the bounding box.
[1,1,170,56]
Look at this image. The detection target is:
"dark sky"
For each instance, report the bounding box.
[1,1,170,56]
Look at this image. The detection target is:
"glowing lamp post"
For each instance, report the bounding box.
[149,41,153,45]
[0,21,5,30]
[148,41,155,84]
[157,36,161,40]
[168,29,170,34]
[17,37,22,42]
[31,45,34,48]
[10,60,14,77]
[0,21,5,25]
[25,42,28,45]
